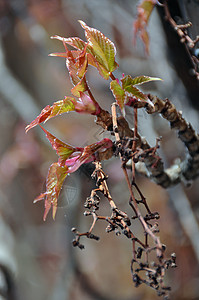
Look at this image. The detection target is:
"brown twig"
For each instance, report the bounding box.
[111,102,164,257]
[163,1,199,79]
[132,107,138,181]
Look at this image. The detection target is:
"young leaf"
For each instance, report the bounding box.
[26,92,101,132]
[66,48,88,86]
[34,162,68,221]
[93,60,113,80]
[121,75,162,87]
[110,80,126,111]
[75,92,101,115]
[66,56,83,86]
[50,40,88,86]
[133,0,157,54]
[51,23,119,80]
[34,130,113,220]
[41,127,113,175]
[50,49,85,86]
[79,20,118,79]
[65,138,113,173]
[51,35,96,67]
[51,35,86,51]
[25,97,76,132]
[124,85,147,101]
[51,36,100,73]
[40,126,76,165]
[140,29,150,55]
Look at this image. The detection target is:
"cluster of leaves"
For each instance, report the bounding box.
[26,15,175,298]
[26,20,160,221]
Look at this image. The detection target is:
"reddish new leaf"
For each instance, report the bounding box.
[40,129,113,171]
[65,138,113,173]
[25,97,76,132]
[133,0,157,54]
[51,35,86,51]
[26,93,101,132]
[66,48,88,86]
[75,92,101,115]
[50,41,88,86]
[34,162,68,220]
[66,55,84,86]
[25,105,53,132]
[33,132,113,220]
[51,35,97,68]
[40,126,76,165]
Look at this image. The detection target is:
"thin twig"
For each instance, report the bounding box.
[163,1,199,79]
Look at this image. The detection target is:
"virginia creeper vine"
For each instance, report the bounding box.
[25,7,199,298]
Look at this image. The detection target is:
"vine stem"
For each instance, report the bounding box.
[111,103,120,142]
[89,213,98,233]
[93,162,145,248]
[95,162,117,210]
[164,2,193,44]
[132,107,138,152]
[111,102,163,258]
[110,73,116,80]
[163,0,199,79]
[123,166,163,258]
[132,107,138,182]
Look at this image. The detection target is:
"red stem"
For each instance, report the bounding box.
[110,73,116,80]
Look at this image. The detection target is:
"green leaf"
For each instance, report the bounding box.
[110,80,126,110]
[94,61,112,80]
[51,24,119,80]
[120,74,161,102]
[79,20,118,78]
[48,97,76,117]
[121,75,162,87]
[34,163,68,220]
[124,85,147,101]
[40,126,76,165]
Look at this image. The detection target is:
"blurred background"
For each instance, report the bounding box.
[0,0,199,299]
